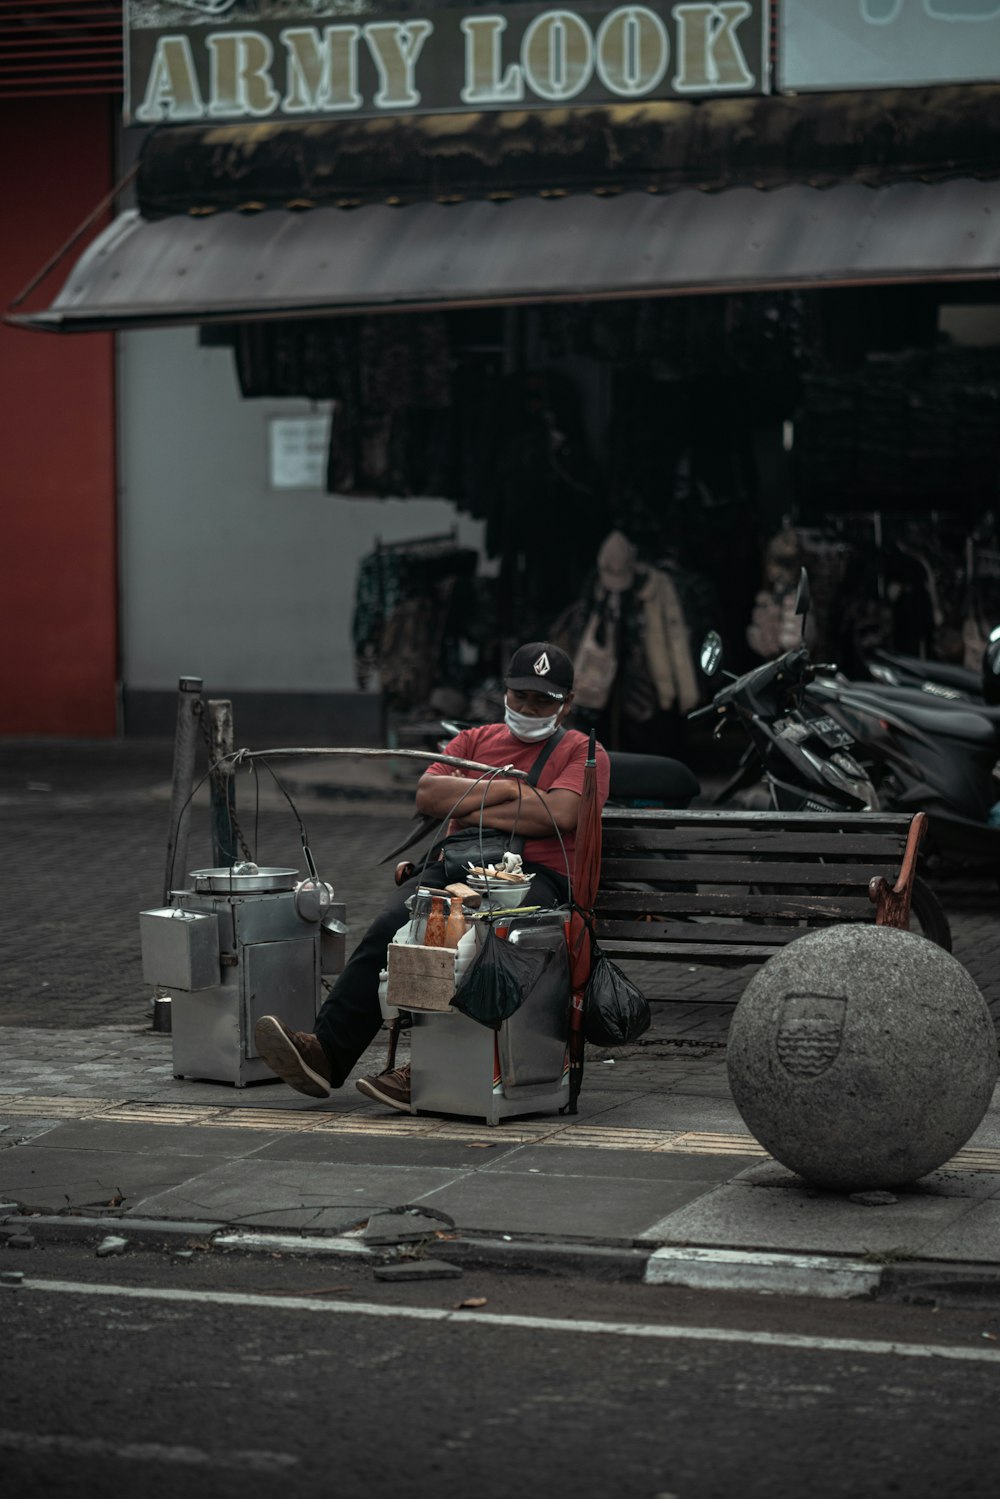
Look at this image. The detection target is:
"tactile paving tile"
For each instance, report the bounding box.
[2,1093,999,1173]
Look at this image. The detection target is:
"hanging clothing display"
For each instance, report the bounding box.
[325,317,455,498]
[747,592,799,660]
[746,513,1000,681]
[795,346,1000,514]
[351,536,478,708]
[637,567,701,717]
[571,532,635,711]
[538,293,806,387]
[482,372,609,639]
[225,296,1000,722]
[572,600,621,712]
[230,314,457,499]
[555,531,708,753]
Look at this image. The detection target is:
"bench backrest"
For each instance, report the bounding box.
[595,807,915,958]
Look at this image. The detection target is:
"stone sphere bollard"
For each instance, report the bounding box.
[727,925,998,1191]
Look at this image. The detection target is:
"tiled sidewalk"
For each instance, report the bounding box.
[3,738,1000,1279]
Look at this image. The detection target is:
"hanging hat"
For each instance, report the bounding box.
[597,530,638,593]
[505,642,574,699]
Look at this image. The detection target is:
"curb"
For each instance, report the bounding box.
[644,1246,882,1299]
[6,1213,1000,1303]
[0,1213,647,1281]
[879,1260,1000,1306]
[1,1214,228,1243]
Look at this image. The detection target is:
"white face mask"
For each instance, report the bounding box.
[505,703,562,741]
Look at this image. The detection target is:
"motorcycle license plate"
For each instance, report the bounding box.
[807,715,854,749]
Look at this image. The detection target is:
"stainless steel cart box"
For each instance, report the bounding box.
[409,911,570,1125]
[139,908,218,993]
[140,866,346,1087]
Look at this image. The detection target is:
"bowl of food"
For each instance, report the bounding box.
[465,869,536,910]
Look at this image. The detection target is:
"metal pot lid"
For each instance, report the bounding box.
[190,866,298,893]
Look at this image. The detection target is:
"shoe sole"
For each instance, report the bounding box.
[355,1076,411,1113]
[253,1017,331,1098]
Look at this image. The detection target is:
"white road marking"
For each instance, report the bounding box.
[0,1428,296,1470]
[9,1278,1000,1366]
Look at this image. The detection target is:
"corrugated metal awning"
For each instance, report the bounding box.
[10,177,1000,334]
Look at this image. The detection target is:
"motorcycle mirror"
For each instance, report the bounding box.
[794,568,811,627]
[700,631,724,677]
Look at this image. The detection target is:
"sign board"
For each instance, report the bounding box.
[780,1,1000,91]
[268,414,332,490]
[125,1,768,125]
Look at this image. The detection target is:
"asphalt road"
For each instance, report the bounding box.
[3,1241,1000,1499]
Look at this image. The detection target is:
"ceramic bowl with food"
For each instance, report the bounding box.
[465,873,535,909]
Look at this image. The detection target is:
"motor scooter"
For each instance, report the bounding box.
[693,574,952,948]
[864,650,981,701]
[806,660,1000,882]
[859,624,1000,706]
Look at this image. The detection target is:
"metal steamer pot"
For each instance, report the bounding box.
[189,866,299,894]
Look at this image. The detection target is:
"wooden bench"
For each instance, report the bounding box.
[594,808,927,994]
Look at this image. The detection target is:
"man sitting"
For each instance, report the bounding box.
[254,641,610,1112]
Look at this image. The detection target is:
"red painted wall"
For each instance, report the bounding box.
[0,97,117,736]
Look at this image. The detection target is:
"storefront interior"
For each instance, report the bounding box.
[204,278,1000,757]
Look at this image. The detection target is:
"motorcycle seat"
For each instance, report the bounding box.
[872,650,980,696]
[607,752,701,808]
[842,687,999,745]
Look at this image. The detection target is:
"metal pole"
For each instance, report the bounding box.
[225,746,530,778]
[163,676,203,904]
[207,698,237,868]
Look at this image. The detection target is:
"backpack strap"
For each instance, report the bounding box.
[525,727,566,788]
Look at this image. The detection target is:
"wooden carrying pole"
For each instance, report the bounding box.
[163,677,203,903]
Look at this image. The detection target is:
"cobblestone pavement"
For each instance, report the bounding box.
[1,737,997,1034]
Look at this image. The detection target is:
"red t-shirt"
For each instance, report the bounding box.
[426,723,611,875]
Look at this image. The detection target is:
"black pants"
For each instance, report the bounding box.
[314,859,569,1087]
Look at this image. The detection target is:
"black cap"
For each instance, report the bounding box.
[505,642,574,700]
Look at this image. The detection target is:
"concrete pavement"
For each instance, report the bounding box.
[2,736,1000,1299]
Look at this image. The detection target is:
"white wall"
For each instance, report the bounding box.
[117,326,486,694]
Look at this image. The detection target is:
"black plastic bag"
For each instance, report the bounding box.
[451,924,548,1030]
[584,947,651,1046]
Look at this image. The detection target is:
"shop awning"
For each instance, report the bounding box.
[10,176,1000,334]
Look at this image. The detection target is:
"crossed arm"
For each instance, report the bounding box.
[414,770,582,837]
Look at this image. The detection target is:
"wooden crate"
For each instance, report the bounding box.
[386,942,460,1012]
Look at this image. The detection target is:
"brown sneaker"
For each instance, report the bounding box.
[355,1063,411,1113]
[254,1016,332,1098]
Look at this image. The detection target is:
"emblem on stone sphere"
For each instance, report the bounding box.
[775,993,847,1078]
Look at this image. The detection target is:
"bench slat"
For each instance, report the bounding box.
[601,828,909,857]
[591,808,924,984]
[599,857,891,887]
[595,891,874,920]
[597,939,784,964]
[597,917,846,946]
[602,809,917,833]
